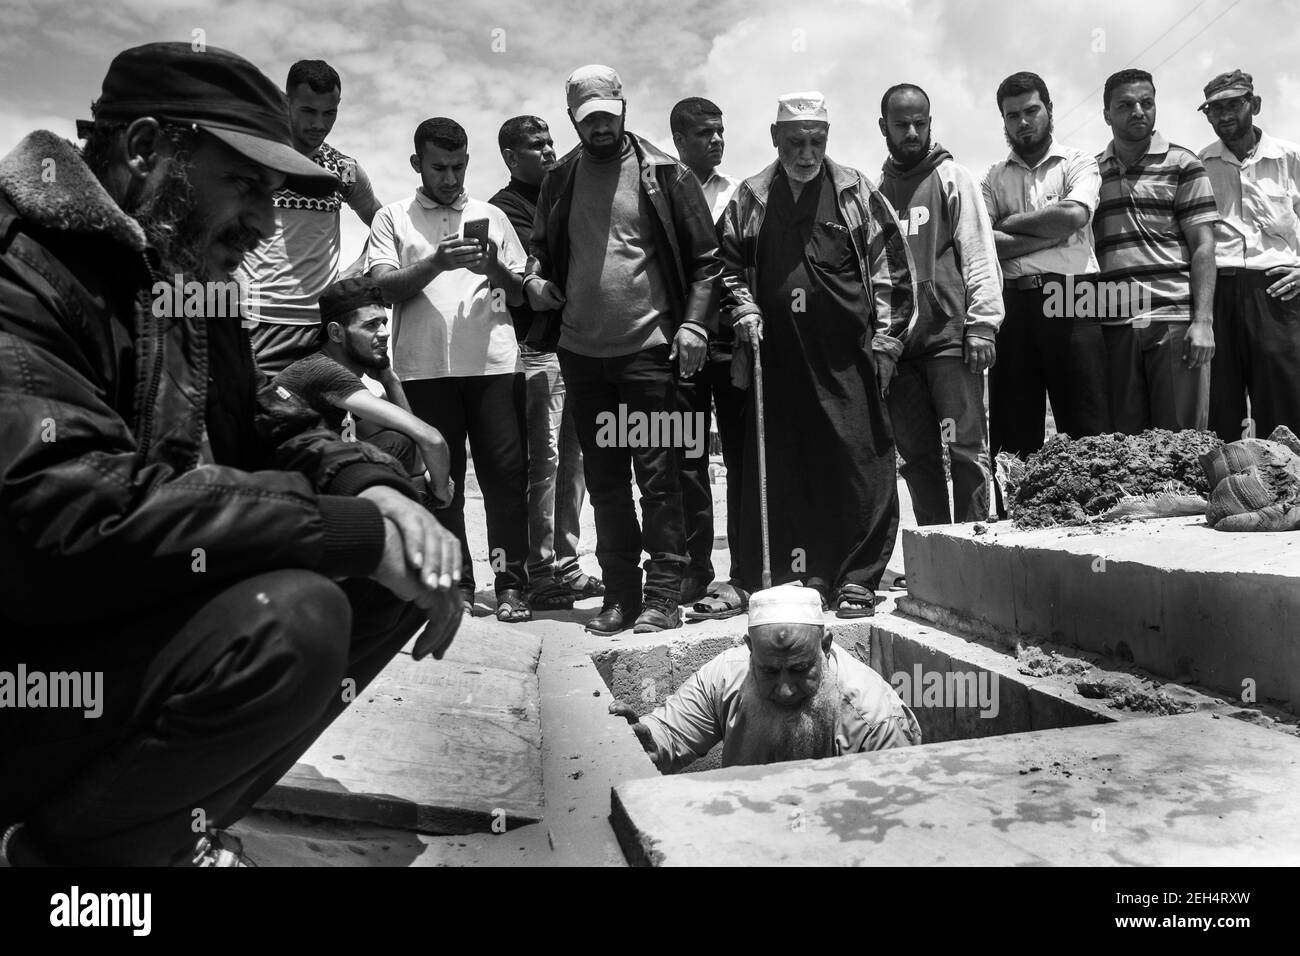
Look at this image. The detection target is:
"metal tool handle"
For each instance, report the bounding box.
[752,338,772,590]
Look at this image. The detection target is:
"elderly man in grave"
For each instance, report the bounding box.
[610,584,921,771]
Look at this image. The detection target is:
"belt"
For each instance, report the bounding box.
[1010,273,1075,291]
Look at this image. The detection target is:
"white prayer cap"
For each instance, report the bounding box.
[775,91,829,125]
[748,584,826,628]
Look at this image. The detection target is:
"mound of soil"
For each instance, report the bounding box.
[1009,429,1221,529]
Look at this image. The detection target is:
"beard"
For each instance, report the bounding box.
[1004,113,1054,159]
[583,131,624,160]
[779,158,823,184]
[346,340,391,372]
[887,134,931,170]
[730,670,843,765]
[130,155,261,283]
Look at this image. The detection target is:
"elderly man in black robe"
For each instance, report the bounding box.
[717,92,917,617]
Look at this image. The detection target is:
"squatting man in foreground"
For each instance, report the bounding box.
[611,585,921,770]
[0,43,461,867]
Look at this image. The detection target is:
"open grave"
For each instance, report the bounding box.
[608,517,1300,865]
[241,474,1300,866]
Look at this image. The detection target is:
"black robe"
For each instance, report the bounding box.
[736,166,899,600]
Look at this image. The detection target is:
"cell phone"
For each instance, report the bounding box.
[462,218,490,248]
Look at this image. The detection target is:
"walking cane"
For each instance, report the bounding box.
[751,336,772,590]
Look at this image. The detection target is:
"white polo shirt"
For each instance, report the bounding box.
[981,140,1102,278]
[1199,129,1300,271]
[700,170,740,225]
[366,189,525,380]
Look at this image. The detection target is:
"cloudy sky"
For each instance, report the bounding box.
[2,0,1295,258]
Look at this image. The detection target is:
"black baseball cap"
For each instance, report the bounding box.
[319,276,386,324]
[79,42,337,190]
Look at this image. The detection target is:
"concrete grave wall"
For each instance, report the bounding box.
[902,517,1300,711]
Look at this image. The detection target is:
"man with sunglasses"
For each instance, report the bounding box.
[1197,70,1300,441]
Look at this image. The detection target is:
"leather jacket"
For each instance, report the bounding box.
[0,131,413,629]
[527,131,721,347]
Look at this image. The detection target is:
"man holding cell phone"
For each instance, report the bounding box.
[367,117,534,622]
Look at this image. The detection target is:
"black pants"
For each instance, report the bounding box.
[675,353,748,590]
[989,285,1111,457]
[1209,270,1300,442]
[404,373,529,595]
[558,343,687,606]
[0,573,424,865]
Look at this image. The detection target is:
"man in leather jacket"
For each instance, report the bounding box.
[0,43,461,866]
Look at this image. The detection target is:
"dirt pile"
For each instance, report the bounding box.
[1004,429,1221,529]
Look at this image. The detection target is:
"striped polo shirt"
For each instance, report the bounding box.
[1094,132,1219,324]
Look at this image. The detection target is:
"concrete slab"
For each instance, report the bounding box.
[259,619,543,834]
[902,517,1300,710]
[611,712,1300,866]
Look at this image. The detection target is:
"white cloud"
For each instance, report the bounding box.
[2,0,1296,262]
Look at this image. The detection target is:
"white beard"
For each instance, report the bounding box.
[779,159,822,184]
[727,671,842,765]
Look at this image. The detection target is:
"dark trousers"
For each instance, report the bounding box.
[889,354,991,524]
[404,373,529,595]
[0,572,424,865]
[1209,270,1300,442]
[675,353,748,589]
[558,343,686,606]
[1103,322,1208,433]
[989,285,1111,457]
[249,323,321,376]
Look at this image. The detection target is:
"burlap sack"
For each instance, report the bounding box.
[1213,502,1300,532]
[1199,438,1299,488]
[1206,466,1276,524]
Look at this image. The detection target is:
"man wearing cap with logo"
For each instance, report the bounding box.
[524,65,722,636]
[1197,69,1300,441]
[719,91,917,619]
[0,43,460,867]
[610,584,921,770]
[237,59,383,374]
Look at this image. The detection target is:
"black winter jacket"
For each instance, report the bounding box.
[0,131,413,631]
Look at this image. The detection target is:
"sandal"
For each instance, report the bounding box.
[496,589,533,623]
[560,571,605,598]
[528,578,576,611]
[685,583,749,621]
[834,583,877,619]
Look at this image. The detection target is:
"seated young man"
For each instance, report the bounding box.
[276,277,454,508]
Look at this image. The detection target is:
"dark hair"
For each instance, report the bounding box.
[1103,69,1154,109]
[498,115,548,153]
[996,72,1052,113]
[414,117,467,157]
[880,83,930,118]
[669,97,722,136]
[286,60,341,96]
[80,120,199,179]
[318,276,385,331]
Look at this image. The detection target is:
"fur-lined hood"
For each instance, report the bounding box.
[0,129,146,251]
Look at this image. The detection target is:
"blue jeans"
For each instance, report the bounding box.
[519,345,586,582]
[888,354,991,525]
